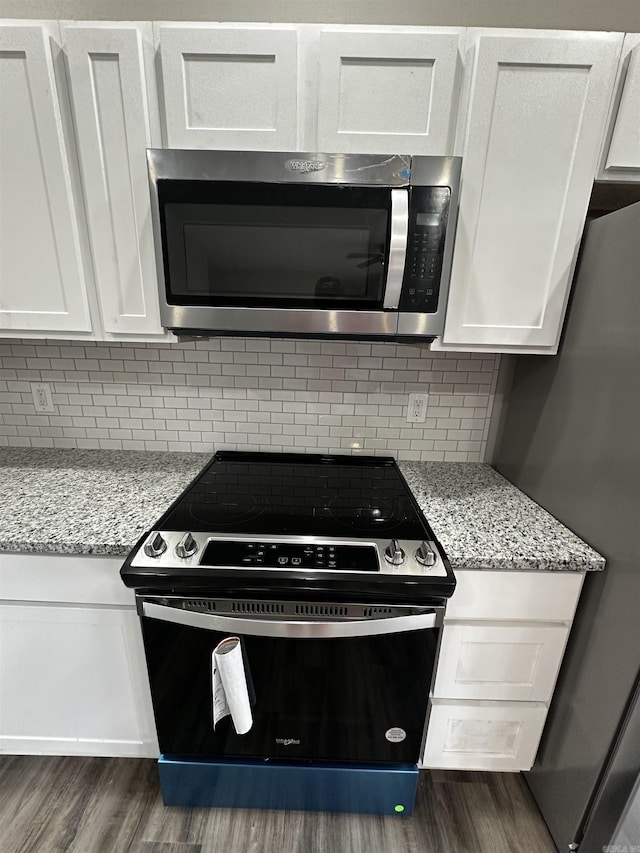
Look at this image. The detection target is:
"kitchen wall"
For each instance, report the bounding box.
[4,0,638,31]
[0,338,499,461]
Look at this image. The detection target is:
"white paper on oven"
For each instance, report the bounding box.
[212,636,253,735]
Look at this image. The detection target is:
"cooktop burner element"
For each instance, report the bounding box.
[188,488,268,526]
[327,495,405,531]
[121,451,455,603]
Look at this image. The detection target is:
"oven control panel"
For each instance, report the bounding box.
[201,540,378,571]
[132,532,449,578]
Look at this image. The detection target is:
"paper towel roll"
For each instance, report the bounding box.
[212,636,253,735]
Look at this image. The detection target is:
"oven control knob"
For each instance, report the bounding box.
[415,541,437,567]
[144,532,167,559]
[384,539,406,566]
[175,533,198,559]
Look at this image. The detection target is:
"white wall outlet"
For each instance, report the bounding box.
[31,382,55,413]
[407,393,428,424]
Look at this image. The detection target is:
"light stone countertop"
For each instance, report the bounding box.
[0,448,210,556]
[0,448,604,571]
[398,461,604,572]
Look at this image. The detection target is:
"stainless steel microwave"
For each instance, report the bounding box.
[147,150,461,340]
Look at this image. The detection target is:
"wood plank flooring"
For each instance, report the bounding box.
[0,757,557,853]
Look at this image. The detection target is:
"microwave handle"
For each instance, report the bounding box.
[142,601,442,638]
[383,189,409,310]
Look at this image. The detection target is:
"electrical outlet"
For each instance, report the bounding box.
[407,393,428,424]
[31,382,55,413]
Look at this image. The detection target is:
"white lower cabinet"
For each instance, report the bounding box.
[0,554,158,758]
[0,603,156,756]
[422,569,585,771]
[433,622,570,702]
[423,700,547,772]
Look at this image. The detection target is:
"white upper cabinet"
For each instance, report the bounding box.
[156,23,298,150]
[0,22,633,347]
[598,34,640,181]
[316,27,463,154]
[440,31,623,354]
[0,22,92,334]
[62,23,165,338]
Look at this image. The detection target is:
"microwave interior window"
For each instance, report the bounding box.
[159,181,391,310]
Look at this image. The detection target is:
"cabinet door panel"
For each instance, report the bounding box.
[422,700,547,771]
[63,24,165,337]
[0,603,157,757]
[157,24,297,150]
[443,31,622,352]
[433,623,569,702]
[317,28,461,154]
[0,24,91,333]
[599,35,640,180]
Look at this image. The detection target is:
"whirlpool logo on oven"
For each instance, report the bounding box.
[275,737,301,746]
[285,159,328,174]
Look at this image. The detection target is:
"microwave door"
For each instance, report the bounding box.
[163,185,392,308]
[156,181,405,338]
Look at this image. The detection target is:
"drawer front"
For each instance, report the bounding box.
[445,570,584,622]
[421,700,547,771]
[433,622,569,702]
[0,553,134,606]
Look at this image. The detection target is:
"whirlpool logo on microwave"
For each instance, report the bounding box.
[285,159,328,174]
[275,737,301,746]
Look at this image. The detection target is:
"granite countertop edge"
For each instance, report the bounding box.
[0,539,134,557]
[0,449,605,572]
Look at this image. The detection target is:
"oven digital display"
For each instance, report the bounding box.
[201,541,379,572]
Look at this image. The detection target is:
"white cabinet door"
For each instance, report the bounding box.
[156,23,298,150]
[316,27,462,154]
[433,623,570,702]
[0,603,158,757]
[441,30,622,353]
[0,23,92,334]
[422,699,547,771]
[62,23,166,338]
[598,35,640,181]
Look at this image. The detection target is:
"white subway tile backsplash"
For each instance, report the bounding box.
[0,338,500,461]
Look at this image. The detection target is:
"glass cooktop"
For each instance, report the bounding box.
[159,451,428,540]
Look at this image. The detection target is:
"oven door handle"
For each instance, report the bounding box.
[383,188,409,310]
[142,602,443,638]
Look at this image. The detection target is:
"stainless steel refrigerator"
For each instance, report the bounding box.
[492,200,640,853]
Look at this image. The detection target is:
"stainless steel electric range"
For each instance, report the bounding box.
[121,451,455,815]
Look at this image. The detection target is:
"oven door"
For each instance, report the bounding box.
[139,597,443,764]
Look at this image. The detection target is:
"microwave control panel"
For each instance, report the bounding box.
[400,187,451,313]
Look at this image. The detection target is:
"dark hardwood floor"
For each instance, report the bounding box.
[0,756,557,853]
